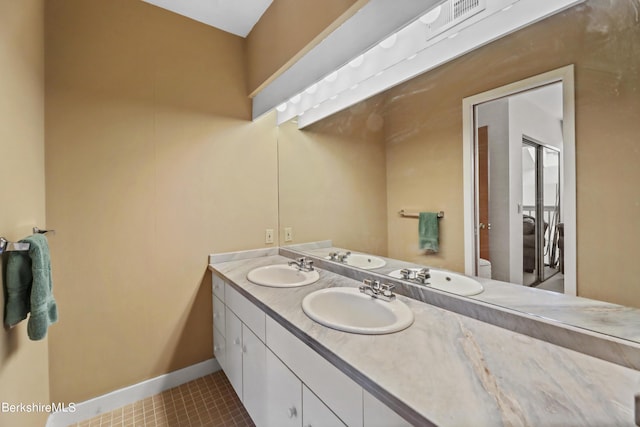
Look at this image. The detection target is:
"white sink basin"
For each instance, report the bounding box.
[302,287,414,334]
[388,268,484,296]
[325,253,386,270]
[247,265,320,288]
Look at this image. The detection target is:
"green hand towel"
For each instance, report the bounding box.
[4,234,58,340]
[419,212,439,253]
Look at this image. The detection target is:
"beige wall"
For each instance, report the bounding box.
[245,0,365,95]
[0,0,50,426]
[45,0,278,403]
[384,0,640,305]
[278,98,388,255]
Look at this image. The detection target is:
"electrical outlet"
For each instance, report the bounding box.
[265,229,274,244]
[284,227,293,242]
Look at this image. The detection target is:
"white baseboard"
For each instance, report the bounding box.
[46,358,220,427]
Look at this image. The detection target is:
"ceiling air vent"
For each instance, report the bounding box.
[424,0,486,40]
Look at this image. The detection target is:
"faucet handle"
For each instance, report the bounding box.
[416,268,431,284]
[400,269,413,280]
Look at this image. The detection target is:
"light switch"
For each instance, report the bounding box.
[284,227,293,242]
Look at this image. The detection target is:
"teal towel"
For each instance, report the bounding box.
[4,234,58,340]
[419,212,439,253]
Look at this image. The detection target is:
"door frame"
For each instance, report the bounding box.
[462,65,576,295]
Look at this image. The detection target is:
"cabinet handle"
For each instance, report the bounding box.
[234,338,241,346]
[242,345,247,353]
[213,312,219,319]
[287,406,297,418]
[214,345,219,352]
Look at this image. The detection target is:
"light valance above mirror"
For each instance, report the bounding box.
[252,0,584,126]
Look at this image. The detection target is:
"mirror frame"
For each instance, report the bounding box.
[462,64,576,295]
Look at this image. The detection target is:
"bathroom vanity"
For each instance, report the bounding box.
[209,249,640,426]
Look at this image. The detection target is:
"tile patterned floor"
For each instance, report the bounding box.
[70,371,255,427]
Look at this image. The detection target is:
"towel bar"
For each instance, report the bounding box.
[0,227,54,254]
[0,237,30,254]
[398,210,444,219]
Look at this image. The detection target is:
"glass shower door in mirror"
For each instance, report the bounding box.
[522,139,561,286]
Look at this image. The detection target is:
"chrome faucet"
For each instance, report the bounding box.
[288,257,314,272]
[399,268,430,285]
[416,268,431,284]
[328,251,351,263]
[359,279,396,302]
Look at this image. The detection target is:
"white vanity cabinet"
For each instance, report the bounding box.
[224,307,244,399]
[211,274,411,427]
[303,385,346,427]
[266,349,302,427]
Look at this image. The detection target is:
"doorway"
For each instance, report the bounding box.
[462,65,576,295]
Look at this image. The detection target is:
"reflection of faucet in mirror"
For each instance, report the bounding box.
[400,268,431,285]
[328,251,351,263]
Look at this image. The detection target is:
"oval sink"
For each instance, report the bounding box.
[388,268,484,296]
[302,287,414,334]
[247,265,320,288]
[324,253,386,270]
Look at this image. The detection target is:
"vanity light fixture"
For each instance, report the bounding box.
[349,55,364,68]
[379,33,397,49]
[276,103,287,112]
[272,0,583,127]
[324,71,339,82]
[419,5,442,25]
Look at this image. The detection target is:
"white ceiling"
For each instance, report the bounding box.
[142,0,273,37]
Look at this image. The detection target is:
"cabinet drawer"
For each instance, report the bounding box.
[213,327,226,372]
[212,274,225,301]
[303,385,346,427]
[363,390,412,427]
[225,283,265,342]
[266,317,363,427]
[213,294,225,337]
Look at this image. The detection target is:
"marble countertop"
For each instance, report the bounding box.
[210,254,640,426]
[296,245,640,343]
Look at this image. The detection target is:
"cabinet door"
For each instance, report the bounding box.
[302,385,346,427]
[363,390,412,427]
[225,307,243,399]
[243,325,267,427]
[213,294,225,337]
[266,317,362,426]
[213,326,226,372]
[266,349,302,427]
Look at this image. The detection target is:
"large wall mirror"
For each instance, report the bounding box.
[277,0,640,342]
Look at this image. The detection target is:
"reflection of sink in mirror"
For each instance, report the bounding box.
[388,268,484,296]
[247,265,320,287]
[302,287,414,334]
[324,253,386,270]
